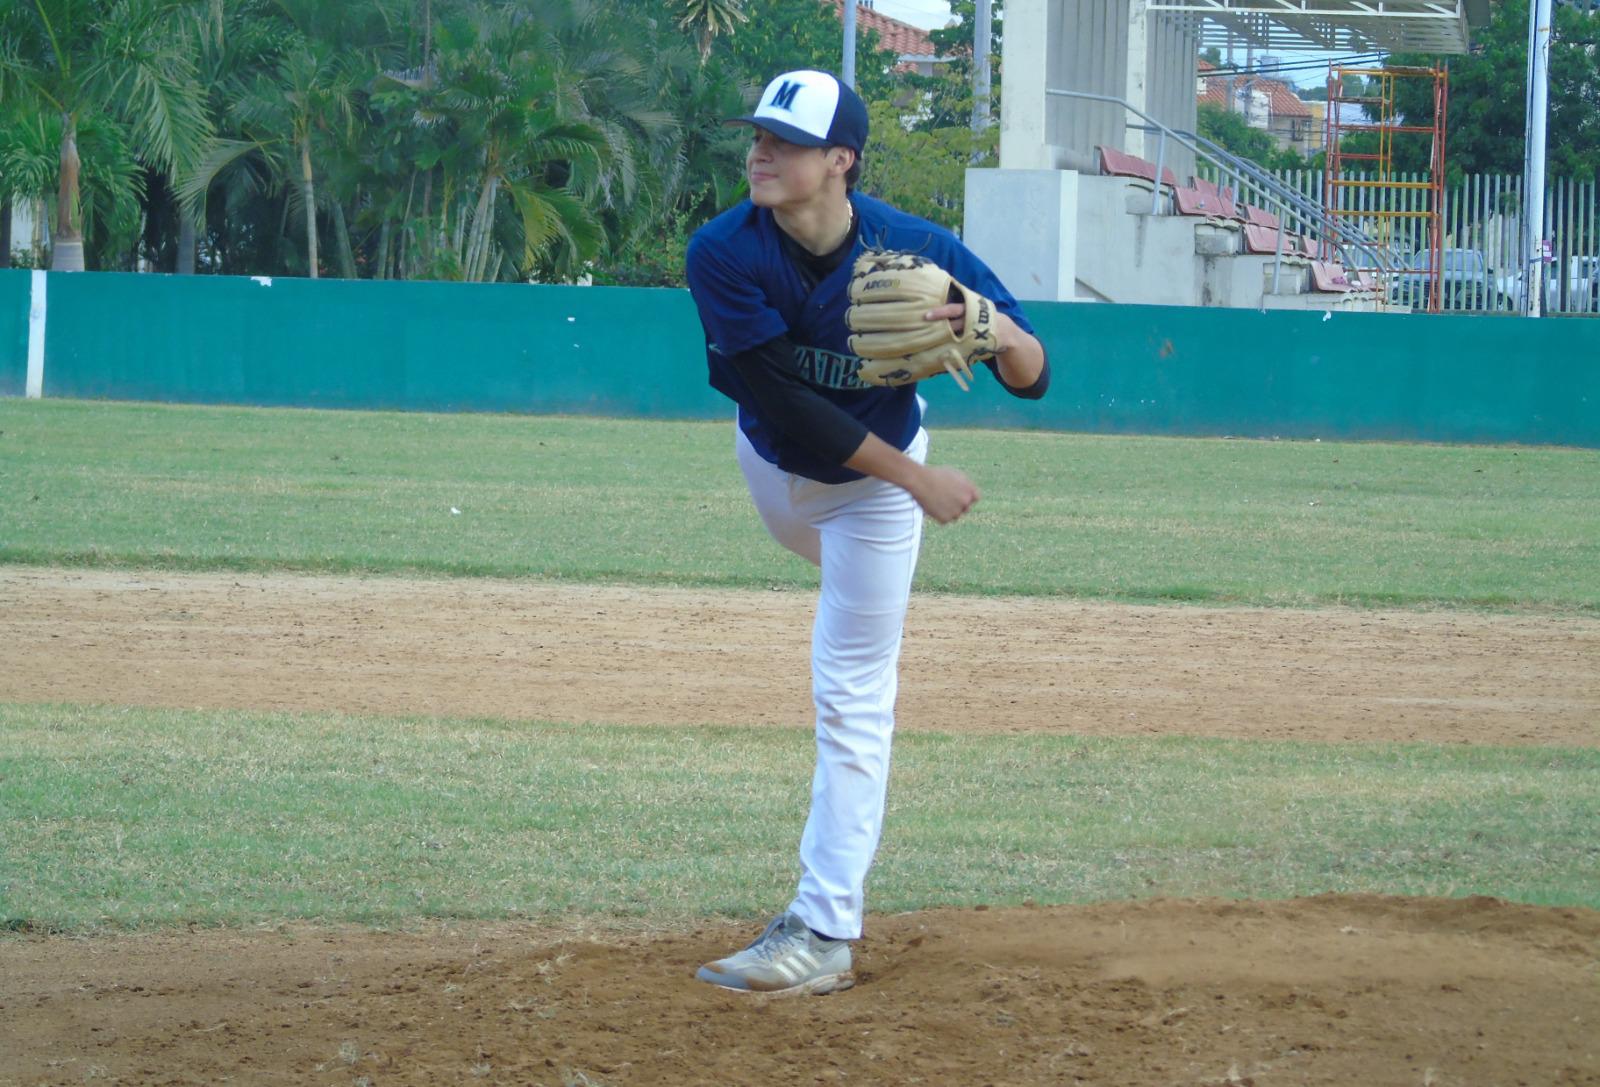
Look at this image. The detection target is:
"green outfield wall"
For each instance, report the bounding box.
[6,270,1598,447]
[918,302,1600,447]
[0,270,30,398]
[38,272,722,417]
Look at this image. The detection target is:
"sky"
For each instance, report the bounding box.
[855,2,1360,89]
[862,0,957,31]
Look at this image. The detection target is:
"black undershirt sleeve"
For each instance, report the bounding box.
[729,335,871,466]
[987,347,1052,400]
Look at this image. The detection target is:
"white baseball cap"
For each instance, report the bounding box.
[728,69,869,153]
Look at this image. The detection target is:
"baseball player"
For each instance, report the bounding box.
[684,68,1049,995]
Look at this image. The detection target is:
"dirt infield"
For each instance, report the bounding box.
[2,567,1598,746]
[3,566,1599,1086]
[3,897,1598,1086]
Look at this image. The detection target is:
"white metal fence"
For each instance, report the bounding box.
[1198,166,1600,315]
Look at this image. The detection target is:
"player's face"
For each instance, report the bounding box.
[745,128,836,209]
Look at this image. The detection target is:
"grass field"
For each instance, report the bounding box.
[3,704,1595,931]
[3,398,1598,609]
[2,398,1597,933]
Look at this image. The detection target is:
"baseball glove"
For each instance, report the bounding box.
[845,250,1000,391]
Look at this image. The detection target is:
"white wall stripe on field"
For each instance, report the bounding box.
[26,269,46,399]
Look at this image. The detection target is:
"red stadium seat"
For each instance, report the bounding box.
[1243,223,1293,255]
[1243,205,1279,231]
[1175,186,1246,224]
[1173,186,1216,216]
[1195,185,1242,220]
[1096,145,1178,188]
[1310,261,1355,292]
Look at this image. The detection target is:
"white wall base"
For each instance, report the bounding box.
[1074,176,1202,306]
[963,168,1080,303]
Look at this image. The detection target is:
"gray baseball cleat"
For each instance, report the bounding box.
[695,911,855,995]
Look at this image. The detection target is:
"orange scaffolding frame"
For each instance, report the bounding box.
[1323,64,1448,311]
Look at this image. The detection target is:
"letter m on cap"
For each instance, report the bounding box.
[768,80,802,111]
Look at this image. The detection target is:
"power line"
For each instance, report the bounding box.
[1205,55,1387,78]
[1204,52,1388,79]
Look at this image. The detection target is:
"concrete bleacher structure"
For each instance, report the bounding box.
[965,147,1383,312]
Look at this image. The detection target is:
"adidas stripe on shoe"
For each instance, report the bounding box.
[695,911,854,995]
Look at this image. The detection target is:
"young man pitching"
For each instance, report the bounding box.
[684,68,1049,995]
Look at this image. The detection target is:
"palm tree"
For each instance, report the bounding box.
[168,0,741,282]
[525,0,704,280]
[571,29,745,285]
[678,0,748,63]
[0,101,35,267]
[167,0,284,273]
[260,39,359,278]
[643,37,748,222]
[181,31,366,278]
[0,0,210,271]
[179,0,409,278]
[369,4,611,282]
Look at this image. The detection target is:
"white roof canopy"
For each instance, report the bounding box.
[1146,0,1485,53]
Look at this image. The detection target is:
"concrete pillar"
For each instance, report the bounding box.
[1124,0,1150,159]
[999,0,1052,169]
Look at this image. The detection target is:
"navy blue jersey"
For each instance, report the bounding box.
[686,192,1035,484]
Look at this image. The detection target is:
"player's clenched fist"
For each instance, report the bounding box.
[908,465,980,524]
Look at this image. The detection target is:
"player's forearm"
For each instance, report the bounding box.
[842,431,921,487]
[992,313,1046,391]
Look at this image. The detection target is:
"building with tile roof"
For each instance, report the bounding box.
[1197,59,1317,157]
[831,0,951,75]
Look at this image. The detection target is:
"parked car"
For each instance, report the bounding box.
[1388,248,1509,311]
[1497,255,1600,313]
[1549,255,1600,313]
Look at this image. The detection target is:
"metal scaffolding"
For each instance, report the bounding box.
[1323,64,1448,310]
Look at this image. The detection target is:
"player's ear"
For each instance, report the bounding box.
[827,147,856,178]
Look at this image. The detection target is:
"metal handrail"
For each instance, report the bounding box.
[1044,88,1402,291]
[1181,128,1401,278]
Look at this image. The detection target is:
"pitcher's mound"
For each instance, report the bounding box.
[4,894,1597,1085]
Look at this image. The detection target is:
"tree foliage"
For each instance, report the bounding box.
[1378,0,1600,178]
[916,0,998,129]
[863,100,994,232]
[1,0,997,281]
[0,0,211,268]
[1196,102,1310,171]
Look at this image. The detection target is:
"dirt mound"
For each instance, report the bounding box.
[4,895,1598,1086]
[3,567,1597,746]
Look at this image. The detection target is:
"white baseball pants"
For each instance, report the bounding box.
[736,424,928,941]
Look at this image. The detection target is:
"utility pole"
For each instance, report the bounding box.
[1226,30,1236,120]
[843,0,858,87]
[1523,0,1552,316]
[972,0,993,132]
[1243,40,1254,121]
